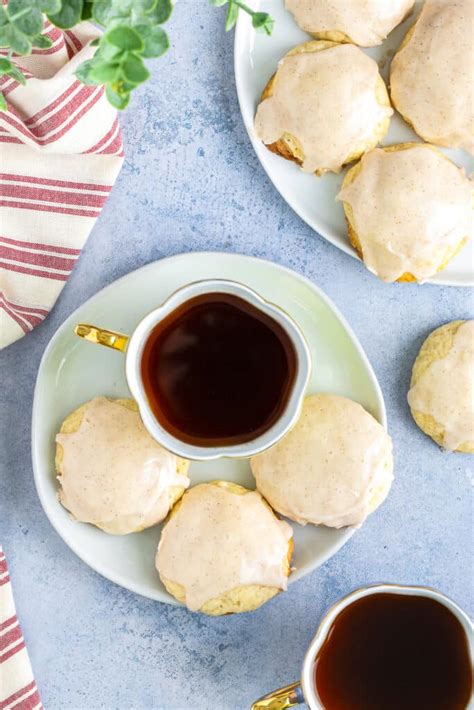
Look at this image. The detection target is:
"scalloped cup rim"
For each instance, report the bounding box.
[125,278,312,461]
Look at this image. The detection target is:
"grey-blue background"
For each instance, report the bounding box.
[1,2,472,708]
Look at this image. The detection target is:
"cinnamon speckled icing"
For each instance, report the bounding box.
[338,145,473,282]
[390,0,474,152]
[251,394,393,529]
[408,321,474,451]
[156,484,293,611]
[254,44,392,173]
[56,397,189,534]
[285,0,414,46]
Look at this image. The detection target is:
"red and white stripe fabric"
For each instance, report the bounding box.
[0,21,124,349]
[0,547,42,710]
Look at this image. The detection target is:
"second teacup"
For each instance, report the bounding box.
[252,583,473,709]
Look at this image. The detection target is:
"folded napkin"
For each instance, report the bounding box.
[0,547,42,710]
[0,21,124,350]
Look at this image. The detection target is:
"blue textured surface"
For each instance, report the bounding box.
[0,3,472,709]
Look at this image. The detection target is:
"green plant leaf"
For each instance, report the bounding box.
[95,41,123,60]
[0,59,27,84]
[225,0,238,30]
[136,0,157,13]
[121,53,149,83]
[252,11,273,34]
[75,59,98,84]
[111,0,133,13]
[106,84,130,109]
[209,0,227,6]
[0,92,7,111]
[81,0,94,20]
[146,0,172,24]
[135,24,168,58]
[0,27,9,47]
[106,25,143,51]
[7,64,27,84]
[8,0,43,37]
[93,0,122,26]
[89,60,120,82]
[32,34,54,48]
[6,25,32,55]
[48,0,84,29]
[39,0,62,13]
[6,0,27,12]
[118,80,136,92]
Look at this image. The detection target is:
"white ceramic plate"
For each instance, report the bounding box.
[234,1,474,287]
[32,252,387,605]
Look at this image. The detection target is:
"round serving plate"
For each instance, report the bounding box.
[32,252,387,605]
[234,1,474,287]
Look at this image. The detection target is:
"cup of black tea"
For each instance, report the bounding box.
[74,279,311,460]
[251,583,473,710]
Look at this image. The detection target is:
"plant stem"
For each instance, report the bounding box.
[232,0,258,18]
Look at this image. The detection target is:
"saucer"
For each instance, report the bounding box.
[32,252,387,604]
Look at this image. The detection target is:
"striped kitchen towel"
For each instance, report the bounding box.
[0,547,42,710]
[0,20,124,349]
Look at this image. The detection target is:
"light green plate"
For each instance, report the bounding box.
[32,252,387,605]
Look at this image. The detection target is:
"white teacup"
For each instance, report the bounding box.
[74,279,311,461]
[251,583,473,709]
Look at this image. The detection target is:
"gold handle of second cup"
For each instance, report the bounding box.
[251,681,303,709]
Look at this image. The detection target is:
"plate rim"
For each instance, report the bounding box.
[233,11,473,288]
[31,251,387,604]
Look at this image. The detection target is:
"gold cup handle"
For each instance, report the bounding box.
[74,323,129,353]
[251,681,304,709]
